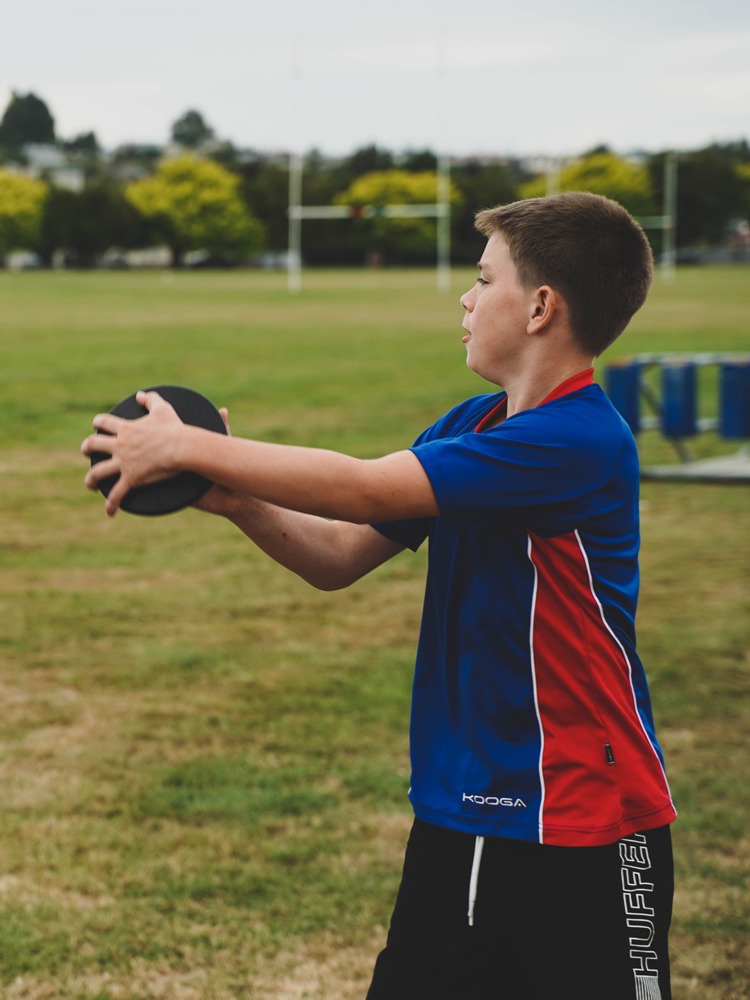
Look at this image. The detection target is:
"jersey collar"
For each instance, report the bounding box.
[538,367,595,406]
[475,368,595,433]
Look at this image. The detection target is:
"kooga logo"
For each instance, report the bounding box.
[463,792,526,808]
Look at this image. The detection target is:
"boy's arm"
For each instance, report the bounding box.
[82,390,439,523]
[196,487,406,591]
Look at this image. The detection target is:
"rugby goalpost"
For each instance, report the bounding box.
[639,152,678,280]
[286,153,452,294]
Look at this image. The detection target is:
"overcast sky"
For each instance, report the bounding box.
[3,0,748,159]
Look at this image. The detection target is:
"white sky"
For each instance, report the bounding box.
[3,0,748,159]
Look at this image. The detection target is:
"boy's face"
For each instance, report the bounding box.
[459,235,535,384]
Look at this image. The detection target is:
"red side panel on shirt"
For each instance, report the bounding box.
[528,530,676,846]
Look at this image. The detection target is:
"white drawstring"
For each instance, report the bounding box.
[467,835,485,926]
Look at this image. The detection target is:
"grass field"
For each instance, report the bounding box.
[1,264,749,999]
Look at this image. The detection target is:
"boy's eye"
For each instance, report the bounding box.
[477,276,489,286]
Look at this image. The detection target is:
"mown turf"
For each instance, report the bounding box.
[0,264,748,998]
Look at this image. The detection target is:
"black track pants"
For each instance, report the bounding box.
[366,818,673,1000]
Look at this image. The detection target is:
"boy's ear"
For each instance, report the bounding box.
[527,285,558,334]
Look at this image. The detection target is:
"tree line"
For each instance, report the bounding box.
[1,92,749,268]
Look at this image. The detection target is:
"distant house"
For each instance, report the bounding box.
[19,143,85,191]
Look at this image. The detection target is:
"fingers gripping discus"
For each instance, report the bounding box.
[89,385,227,516]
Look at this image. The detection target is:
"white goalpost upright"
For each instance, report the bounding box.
[287,153,304,295]
[286,154,452,294]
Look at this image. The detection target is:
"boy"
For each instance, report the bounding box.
[83,192,676,999]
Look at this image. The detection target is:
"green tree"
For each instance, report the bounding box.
[302,152,362,265]
[648,147,747,246]
[0,170,48,262]
[735,162,750,219]
[109,144,162,176]
[36,181,148,267]
[64,132,100,158]
[336,169,462,264]
[237,157,291,253]
[451,159,520,263]
[0,93,55,149]
[125,154,265,266]
[170,109,215,149]
[332,145,395,189]
[521,151,656,218]
[400,150,438,172]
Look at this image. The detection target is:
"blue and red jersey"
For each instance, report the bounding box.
[374,370,676,847]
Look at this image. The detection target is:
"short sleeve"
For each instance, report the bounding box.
[410,390,626,533]
[371,515,431,552]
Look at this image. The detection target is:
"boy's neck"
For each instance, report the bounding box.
[504,359,594,418]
